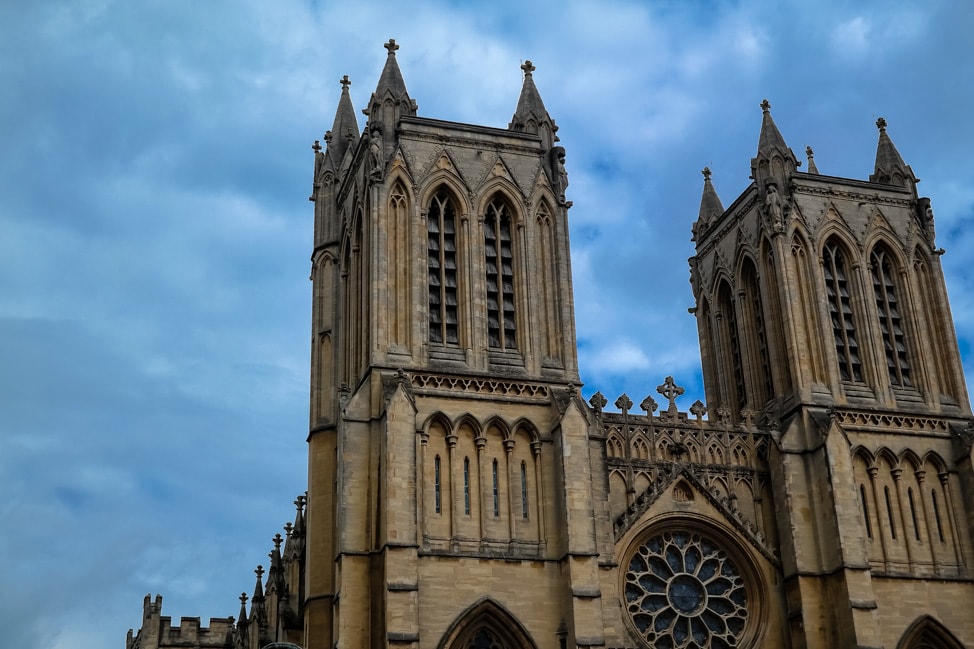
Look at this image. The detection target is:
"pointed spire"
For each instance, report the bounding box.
[870,117,916,187]
[694,167,724,239]
[805,146,819,174]
[250,565,267,630]
[266,533,286,595]
[364,39,417,124]
[237,593,249,627]
[750,99,798,188]
[510,60,558,149]
[756,99,790,155]
[327,75,359,165]
[375,39,409,100]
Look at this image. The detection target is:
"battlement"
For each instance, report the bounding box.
[126,594,234,649]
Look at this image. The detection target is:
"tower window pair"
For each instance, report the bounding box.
[427,191,516,350]
[823,241,911,387]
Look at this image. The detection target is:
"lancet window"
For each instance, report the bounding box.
[484,198,516,350]
[823,241,862,382]
[428,190,459,345]
[870,246,911,386]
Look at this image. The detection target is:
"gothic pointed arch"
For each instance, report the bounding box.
[426,185,465,347]
[789,229,828,385]
[868,240,913,388]
[897,614,965,649]
[482,191,520,351]
[821,234,864,383]
[387,179,413,349]
[713,276,745,415]
[737,254,774,410]
[533,198,564,363]
[437,598,538,649]
[477,174,525,222]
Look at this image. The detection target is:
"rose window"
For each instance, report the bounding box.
[624,530,748,649]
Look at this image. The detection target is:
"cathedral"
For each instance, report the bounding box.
[127,41,974,649]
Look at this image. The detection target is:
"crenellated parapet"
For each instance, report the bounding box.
[125,594,236,649]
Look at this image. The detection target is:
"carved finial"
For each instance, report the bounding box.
[255,565,265,580]
[589,391,608,413]
[384,39,399,55]
[273,533,283,549]
[521,60,536,75]
[615,393,634,412]
[339,75,351,89]
[689,400,707,419]
[805,146,813,158]
[312,140,321,153]
[716,405,731,427]
[396,367,408,384]
[876,117,887,132]
[702,166,712,181]
[640,395,658,414]
[240,592,248,606]
[284,522,293,537]
[760,99,771,113]
[324,130,333,145]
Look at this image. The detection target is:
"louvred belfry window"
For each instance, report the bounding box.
[823,241,863,382]
[484,199,516,350]
[871,247,912,386]
[428,191,459,345]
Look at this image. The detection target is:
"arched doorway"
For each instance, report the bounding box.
[897,615,965,649]
[437,598,538,649]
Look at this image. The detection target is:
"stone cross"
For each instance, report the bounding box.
[340,74,351,89]
[385,39,399,54]
[657,376,684,415]
[522,60,536,75]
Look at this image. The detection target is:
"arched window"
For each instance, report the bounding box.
[535,202,561,360]
[860,484,872,539]
[463,457,471,515]
[932,489,945,543]
[908,487,920,541]
[716,280,745,410]
[484,198,516,350]
[388,183,410,346]
[884,485,897,540]
[428,190,459,345]
[740,257,773,407]
[823,240,863,382]
[870,246,912,386]
[492,459,500,517]
[434,455,442,514]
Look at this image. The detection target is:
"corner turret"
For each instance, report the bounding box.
[692,167,724,241]
[870,117,917,189]
[750,99,799,191]
[509,60,558,150]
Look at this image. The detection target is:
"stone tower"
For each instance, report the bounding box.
[689,101,974,648]
[304,41,597,649]
[127,53,974,649]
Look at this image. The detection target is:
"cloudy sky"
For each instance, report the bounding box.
[2,1,973,647]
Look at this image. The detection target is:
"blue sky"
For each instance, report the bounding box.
[2,1,973,647]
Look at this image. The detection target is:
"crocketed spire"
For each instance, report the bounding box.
[870,117,916,187]
[327,75,359,166]
[364,39,417,124]
[693,167,724,240]
[750,99,798,189]
[509,60,558,149]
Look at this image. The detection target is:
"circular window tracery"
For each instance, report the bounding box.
[624,530,748,649]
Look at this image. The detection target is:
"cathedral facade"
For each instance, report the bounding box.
[127,42,974,649]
